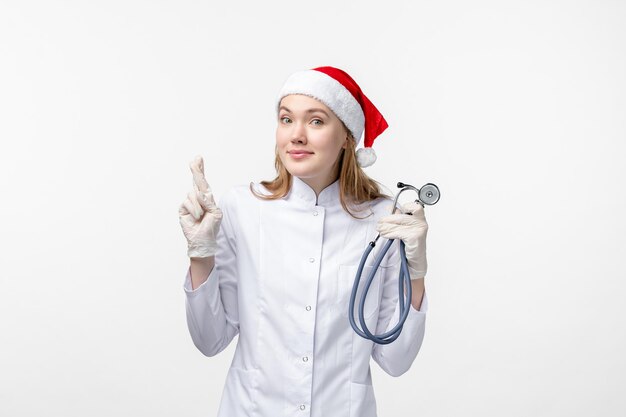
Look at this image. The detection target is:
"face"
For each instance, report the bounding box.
[276,94,349,189]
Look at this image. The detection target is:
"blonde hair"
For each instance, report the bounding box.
[249,125,392,220]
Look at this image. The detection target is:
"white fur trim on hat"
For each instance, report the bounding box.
[276,70,365,146]
[356,147,376,168]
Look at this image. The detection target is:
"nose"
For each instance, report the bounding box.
[290,121,307,144]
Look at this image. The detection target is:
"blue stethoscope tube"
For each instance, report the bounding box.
[348,181,440,344]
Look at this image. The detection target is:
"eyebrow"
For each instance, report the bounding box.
[279,106,329,117]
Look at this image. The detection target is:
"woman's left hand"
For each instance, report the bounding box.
[376,201,428,280]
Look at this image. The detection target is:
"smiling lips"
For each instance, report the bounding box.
[288,150,313,159]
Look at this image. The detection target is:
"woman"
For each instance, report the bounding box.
[178,66,429,417]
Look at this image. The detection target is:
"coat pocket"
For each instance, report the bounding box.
[338,264,382,320]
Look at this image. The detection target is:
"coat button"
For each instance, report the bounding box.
[305,305,311,311]
[302,356,308,362]
[309,258,315,263]
[313,211,318,216]
[300,404,306,410]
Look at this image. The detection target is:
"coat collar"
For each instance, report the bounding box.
[287,175,340,207]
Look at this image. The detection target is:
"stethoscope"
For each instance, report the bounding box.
[348,181,441,344]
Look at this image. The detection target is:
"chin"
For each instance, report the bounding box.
[286,164,315,178]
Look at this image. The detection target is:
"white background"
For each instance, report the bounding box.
[1,0,624,416]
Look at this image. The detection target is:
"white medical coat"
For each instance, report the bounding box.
[183,175,428,417]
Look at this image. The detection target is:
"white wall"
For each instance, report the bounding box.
[1,0,624,415]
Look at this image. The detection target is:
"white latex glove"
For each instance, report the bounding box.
[178,155,223,258]
[376,201,428,280]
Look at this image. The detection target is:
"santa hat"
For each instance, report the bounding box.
[275,66,388,168]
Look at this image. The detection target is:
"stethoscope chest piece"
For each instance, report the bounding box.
[396,181,441,207]
[417,182,440,205]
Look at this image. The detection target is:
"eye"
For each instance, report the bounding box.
[280,116,291,123]
[311,119,323,126]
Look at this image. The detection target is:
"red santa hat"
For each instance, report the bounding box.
[275,66,388,168]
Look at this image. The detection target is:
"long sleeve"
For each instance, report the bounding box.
[371,239,428,377]
[182,190,240,357]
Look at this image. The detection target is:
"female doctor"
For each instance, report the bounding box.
[178,66,429,417]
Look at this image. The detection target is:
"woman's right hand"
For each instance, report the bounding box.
[179,155,223,258]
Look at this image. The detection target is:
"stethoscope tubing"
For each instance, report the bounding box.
[348,238,413,344]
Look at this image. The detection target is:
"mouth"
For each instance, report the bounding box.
[288,150,313,159]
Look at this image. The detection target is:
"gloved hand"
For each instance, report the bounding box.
[376,201,428,280]
[178,155,223,258]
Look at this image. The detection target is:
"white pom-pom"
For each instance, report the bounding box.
[356,147,377,168]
